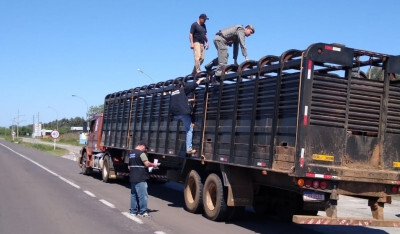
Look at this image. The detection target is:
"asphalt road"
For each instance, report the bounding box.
[1,139,399,234]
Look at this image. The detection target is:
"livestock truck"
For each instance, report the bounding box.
[79,43,400,226]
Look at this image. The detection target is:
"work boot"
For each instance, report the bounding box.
[205,61,215,71]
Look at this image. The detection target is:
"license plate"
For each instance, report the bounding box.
[303,191,325,202]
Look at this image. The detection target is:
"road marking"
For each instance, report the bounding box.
[154,232,166,234]
[84,190,96,197]
[0,142,152,227]
[122,212,144,224]
[99,199,116,208]
[0,143,82,189]
[58,176,80,189]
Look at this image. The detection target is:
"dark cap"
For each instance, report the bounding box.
[137,141,148,149]
[246,24,255,34]
[199,14,209,20]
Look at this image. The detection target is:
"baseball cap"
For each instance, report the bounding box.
[137,141,148,149]
[246,24,255,34]
[199,14,209,20]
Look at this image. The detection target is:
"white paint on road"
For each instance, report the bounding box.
[58,176,80,189]
[0,142,170,232]
[99,199,116,208]
[84,190,96,197]
[122,212,144,224]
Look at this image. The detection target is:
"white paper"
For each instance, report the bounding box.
[148,159,158,172]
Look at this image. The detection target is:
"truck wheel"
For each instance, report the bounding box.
[102,157,110,183]
[184,170,203,213]
[81,152,91,175]
[202,173,227,221]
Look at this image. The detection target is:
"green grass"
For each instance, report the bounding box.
[2,136,68,156]
[21,142,68,156]
[40,132,82,146]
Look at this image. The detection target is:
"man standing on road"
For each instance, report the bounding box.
[170,78,206,155]
[205,24,255,83]
[128,141,158,217]
[189,13,209,76]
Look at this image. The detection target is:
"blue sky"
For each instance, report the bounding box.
[0,0,399,127]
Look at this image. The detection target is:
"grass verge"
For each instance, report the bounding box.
[2,136,68,156]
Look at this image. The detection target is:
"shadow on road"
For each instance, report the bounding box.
[82,172,391,234]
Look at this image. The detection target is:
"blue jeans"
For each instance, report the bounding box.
[173,114,193,151]
[130,181,148,215]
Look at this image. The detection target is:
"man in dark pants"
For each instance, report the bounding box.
[205,24,255,84]
[170,78,206,154]
[128,141,158,217]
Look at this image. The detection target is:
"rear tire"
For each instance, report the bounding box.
[184,170,203,213]
[81,152,91,175]
[102,157,110,183]
[202,173,227,221]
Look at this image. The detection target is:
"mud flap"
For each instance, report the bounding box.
[221,165,253,207]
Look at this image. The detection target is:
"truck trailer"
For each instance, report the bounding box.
[79,43,400,226]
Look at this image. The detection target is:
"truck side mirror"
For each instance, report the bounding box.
[83,121,88,133]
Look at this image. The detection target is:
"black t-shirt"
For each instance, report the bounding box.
[190,22,207,44]
[170,82,198,116]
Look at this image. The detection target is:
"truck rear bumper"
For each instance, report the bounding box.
[293,215,400,227]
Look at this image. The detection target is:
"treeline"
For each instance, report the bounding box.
[1,117,85,137]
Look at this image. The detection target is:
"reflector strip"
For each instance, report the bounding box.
[306,172,336,179]
[257,162,267,167]
[303,106,308,125]
[312,154,334,162]
[325,45,341,52]
[300,148,305,168]
[393,162,400,168]
[307,60,312,79]
[220,157,228,162]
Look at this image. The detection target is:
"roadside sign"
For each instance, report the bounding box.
[50,130,60,139]
[12,132,16,136]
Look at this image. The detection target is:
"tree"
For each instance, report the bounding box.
[366,67,384,80]
[87,104,104,119]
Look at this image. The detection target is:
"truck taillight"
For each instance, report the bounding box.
[320,181,327,190]
[312,180,319,189]
[297,178,305,187]
[392,186,398,194]
[305,179,312,188]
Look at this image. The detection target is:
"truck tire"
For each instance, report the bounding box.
[184,170,203,213]
[202,173,227,221]
[81,152,91,175]
[102,157,110,183]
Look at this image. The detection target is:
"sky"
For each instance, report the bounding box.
[1,0,399,127]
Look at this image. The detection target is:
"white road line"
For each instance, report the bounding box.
[84,190,96,197]
[0,143,82,189]
[154,232,166,234]
[58,176,80,189]
[122,212,143,224]
[0,143,59,176]
[1,142,150,227]
[99,199,116,208]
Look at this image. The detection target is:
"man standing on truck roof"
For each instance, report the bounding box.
[205,24,255,84]
[128,141,158,217]
[189,13,209,76]
[170,78,206,155]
